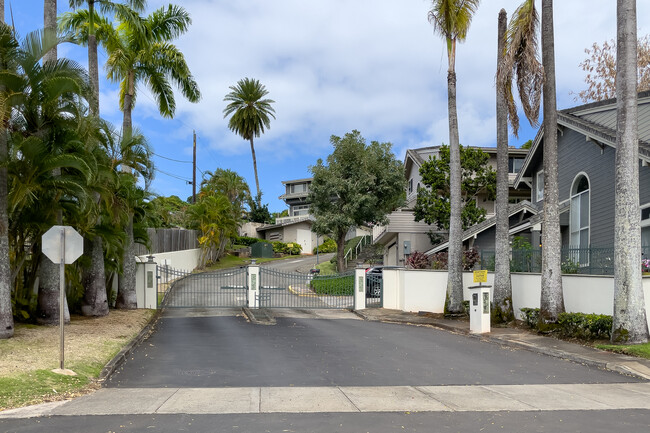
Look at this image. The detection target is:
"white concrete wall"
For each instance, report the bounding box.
[135,248,202,308]
[402,270,447,313]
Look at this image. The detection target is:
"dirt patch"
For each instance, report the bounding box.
[0,310,155,376]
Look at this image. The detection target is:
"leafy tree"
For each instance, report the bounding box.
[309,130,405,272]
[223,78,275,205]
[612,0,649,344]
[414,145,496,231]
[520,139,533,149]
[247,192,272,224]
[428,0,481,314]
[148,195,189,228]
[576,35,650,103]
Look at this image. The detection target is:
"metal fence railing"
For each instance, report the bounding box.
[478,245,650,276]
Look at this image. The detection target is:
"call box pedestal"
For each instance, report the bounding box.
[468,285,491,334]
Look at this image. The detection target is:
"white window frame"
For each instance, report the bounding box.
[569,173,591,265]
[536,170,544,201]
[408,178,414,195]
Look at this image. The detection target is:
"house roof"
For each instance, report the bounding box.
[256,215,313,232]
[281,177,313,185]
[423,200,539,255]
[514,91,650,188]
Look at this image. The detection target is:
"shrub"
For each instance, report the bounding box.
[314,238,337,254]
[520,307,540,329]
[429,248,479,270]
[310,274,354,295]
[271,241,302,255]
[561,258,580,274]
[406,251,431,269]
[235,236,267,247]
[557,312,612,339]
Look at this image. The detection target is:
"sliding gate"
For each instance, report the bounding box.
[258,268,354,309]
[158,266,248,308]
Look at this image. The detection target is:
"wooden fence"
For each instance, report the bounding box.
[134,228,199,255]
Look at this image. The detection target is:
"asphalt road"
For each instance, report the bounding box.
[105,311,636,388]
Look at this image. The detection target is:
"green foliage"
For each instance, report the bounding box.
[309,130,405,269]
[561,258,580,274]
[247,192,272,223]
[405,251,431,269]
[309,274,354,296]
[521,139,533,149]
[429,249,480,270]
[596,342,650,359]
[223,78,276,143]
[557,312,613,340]
[414,145,496,230]
[314,238,337,254]
[236,236,267,247]
[271,241,302,255]
[491,298,515,325]
[520,307,541,329]
[148,195,189,228]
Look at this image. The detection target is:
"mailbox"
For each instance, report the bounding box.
[468,285,491,334]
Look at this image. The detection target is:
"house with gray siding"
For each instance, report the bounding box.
[514,91,650,256]
[374,145,530,266]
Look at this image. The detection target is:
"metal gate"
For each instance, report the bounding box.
[366,272,382,308]
[259,268,354,309]
[157,265,248,308]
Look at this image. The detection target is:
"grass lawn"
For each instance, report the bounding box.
[0,309,155,410]
[595,342,650,360]
[315,261,337,275]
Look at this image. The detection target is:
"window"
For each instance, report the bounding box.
[536,171,544,201]
[291,205,309,217]
[290,183,309,194]
[642,204,650,251]
[570,174,590,250]
[408,178,414,194]
[508,157,524,174]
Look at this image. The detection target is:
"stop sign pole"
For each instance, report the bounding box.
[42,225,83,374]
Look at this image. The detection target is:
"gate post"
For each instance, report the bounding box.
[136,255,157,309]
[354,265,366,310]
[248,263,260,308]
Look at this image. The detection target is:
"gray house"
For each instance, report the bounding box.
[514,91,650,254]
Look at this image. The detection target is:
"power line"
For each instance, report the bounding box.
[152,152,192,164]
[155,168,191,182]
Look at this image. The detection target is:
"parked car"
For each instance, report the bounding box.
[365,266,398,297]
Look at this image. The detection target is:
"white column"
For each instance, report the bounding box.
[469,285,491,333]
[354,266,366,310]
[248,264,260,308]
[144,258,157,309]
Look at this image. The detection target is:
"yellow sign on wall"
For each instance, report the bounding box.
[473,270,488,283]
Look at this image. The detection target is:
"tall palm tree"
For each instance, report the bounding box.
[44,0,57,63]
[493,8,512,321]
[61,0,145,316]
[4,30,93,324]
[0,3,14,339]
[539,0,564,322]
[612,0,649,343]
[104,4,200,307]
[428,0,480,313]
[223,77,276,206]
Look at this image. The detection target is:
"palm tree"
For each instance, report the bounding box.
[61,1,145,316]
[44,0,57,63]
[104,4,200,307]
[493,8,512,321]
[612,0,649,344]
[428,0,480,313]
[0,4,14,339]
[539,0,563,322]
[223,78,276,206]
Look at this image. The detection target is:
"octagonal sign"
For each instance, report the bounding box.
[42,226,84,264]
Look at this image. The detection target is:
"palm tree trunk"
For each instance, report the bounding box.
[612,0,649,344]
[494,8,512,321]
[336,230,346,273]
[88,0,99,117]
[447,64,464,314]
[116,71,137,309]
[249,137,261,206]
[116,216,137,309]
[540,0,564,322]
[43,0,57,64]
[0,0,14,339]
[81,236,109,316]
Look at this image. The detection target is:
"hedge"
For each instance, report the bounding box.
[310,275,354,296]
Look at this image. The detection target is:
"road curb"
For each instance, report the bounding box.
[98,309,163,384]
[242,307,276,325]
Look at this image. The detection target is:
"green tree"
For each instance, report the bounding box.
[612,0,649,344]
[414,145,496,231]
[148,195,189,228]
[105,4,200,307]
[309,130,405,272]
[223,78,275,205]
[247,192,272,224]
[428,0,481,314]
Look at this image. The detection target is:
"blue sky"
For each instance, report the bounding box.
[12,1,650,212]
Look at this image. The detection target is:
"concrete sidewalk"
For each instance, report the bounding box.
[355,308,650,381]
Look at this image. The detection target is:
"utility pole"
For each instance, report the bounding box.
[192,130,196,203]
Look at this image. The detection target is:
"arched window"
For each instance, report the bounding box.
[570,174,590,249]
